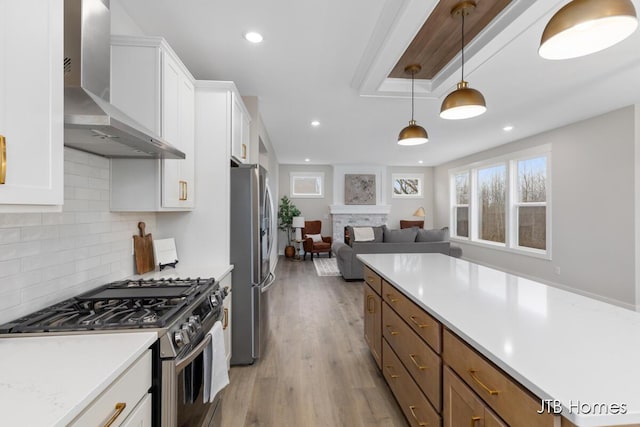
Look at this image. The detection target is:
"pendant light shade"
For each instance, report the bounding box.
[398,64,428,146]
[539,0,638,60]
[440,1,487,120]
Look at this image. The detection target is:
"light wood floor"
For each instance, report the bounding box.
[220,256,408,427]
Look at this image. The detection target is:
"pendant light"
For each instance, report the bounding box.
[398,64,428,146]
[440,1,487,120]
[539,0,637,60]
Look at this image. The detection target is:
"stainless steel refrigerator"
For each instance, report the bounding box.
[230,164,275,365]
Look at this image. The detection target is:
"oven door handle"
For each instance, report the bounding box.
[175,333,212,374]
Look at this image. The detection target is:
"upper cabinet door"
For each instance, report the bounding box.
[231,92,250,164]
[0,0,63,210]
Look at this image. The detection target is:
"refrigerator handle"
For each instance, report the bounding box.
[261,272,276,293]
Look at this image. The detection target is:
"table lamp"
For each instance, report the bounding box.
[292,216,305,241]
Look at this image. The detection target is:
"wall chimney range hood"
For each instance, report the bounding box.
[63,0,185,159]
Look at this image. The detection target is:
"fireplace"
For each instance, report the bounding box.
[329,204,390,243]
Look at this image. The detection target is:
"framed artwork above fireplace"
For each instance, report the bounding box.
[345,174,376,205]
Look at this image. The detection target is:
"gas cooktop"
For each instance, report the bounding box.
[0,277,217,333]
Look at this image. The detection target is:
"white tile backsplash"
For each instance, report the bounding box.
[0,148,157,324]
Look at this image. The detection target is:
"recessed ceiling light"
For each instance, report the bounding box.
[244,32,263,43]
[311,120,320,127]
[503,125,514,131]
[304,158,310,162]
[418,160,424,164]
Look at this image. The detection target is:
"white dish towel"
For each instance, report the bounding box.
[203,320,229,403]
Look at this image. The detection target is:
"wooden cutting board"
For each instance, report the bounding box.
[133,222,155,274]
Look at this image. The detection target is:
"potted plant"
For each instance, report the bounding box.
[277,195,301,258]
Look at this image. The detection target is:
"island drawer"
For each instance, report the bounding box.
[383,302,442,411]
[383,338,441,427]
[363,266,382,295]
[382,280,441,353]
[443,330,553,427]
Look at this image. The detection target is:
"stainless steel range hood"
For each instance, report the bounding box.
[63,0,185,159]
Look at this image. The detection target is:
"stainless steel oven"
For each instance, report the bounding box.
[0,277,228,427]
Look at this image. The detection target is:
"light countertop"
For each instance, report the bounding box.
[0,332,157,427]
[133,263,233,282]
[358,253,640,427]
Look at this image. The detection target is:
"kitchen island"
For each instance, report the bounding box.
[358,253,640,427]
[0,332,157,426]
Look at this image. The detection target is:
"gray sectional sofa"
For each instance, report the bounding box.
[332,225,461,280]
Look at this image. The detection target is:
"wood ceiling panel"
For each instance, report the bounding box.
[389,0,511,80]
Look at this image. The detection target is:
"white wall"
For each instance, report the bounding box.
[387,166,435,229]
[111,0,145,36]
[0,148,157,324]
[278,164,334,253]
[434,106,636,307]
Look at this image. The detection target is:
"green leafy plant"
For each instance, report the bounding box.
[277,195,301,246]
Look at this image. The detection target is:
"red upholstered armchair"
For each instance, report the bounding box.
[302,220,332,260]
[400,220,424,229]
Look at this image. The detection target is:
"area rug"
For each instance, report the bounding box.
[313,257,341,277]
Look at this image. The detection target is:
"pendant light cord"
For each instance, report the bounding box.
[461,11,465,81]
[411,70,415,121]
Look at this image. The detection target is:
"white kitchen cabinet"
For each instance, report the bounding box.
[231,91,252,164]
[110,36,195,211]
[0,0,63,212]
[70,350,152,427]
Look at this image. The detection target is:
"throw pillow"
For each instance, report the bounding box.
[306,233,323,243]
[346,225,384,245]
[416,227,449,242]
[383,225,418,243]
[352,227,375,242]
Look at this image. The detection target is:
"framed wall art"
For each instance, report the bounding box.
[345,174,376,205]
[392,173,423,198]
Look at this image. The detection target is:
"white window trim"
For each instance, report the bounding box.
[448,145,552,260]
[290,171,325,198]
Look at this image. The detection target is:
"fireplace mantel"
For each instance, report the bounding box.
[329,204,391,215]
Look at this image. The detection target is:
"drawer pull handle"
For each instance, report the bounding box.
[366,275,377,284]
[0,135,6,184]
[366,294,375,313]
[409,405,428,426]
[409,354,427,370]
[103,402,127,427]
[385,293,399,303]
[384,365,399,379]
[385,325,399,335]
[468,369,499,395]
[471,416,481,427]
[223,307,229,329]
[409,315,429,328]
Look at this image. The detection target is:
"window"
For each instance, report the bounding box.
[449,147,550,258]
[477,164,506,244]
[453,172,469,238]
[516,156,547,250]
[290,172,324,198]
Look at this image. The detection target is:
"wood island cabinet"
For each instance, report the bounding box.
[364,279,382,369]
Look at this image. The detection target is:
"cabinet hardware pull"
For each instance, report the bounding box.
[0,135,6,184]
[409,354,427,370]
[468,369,499,395]
[179,180,187,201]
[223,307,229,329]
[366,275,377,284]
[409,405,428,426]
[241,143,247,159]
[103,402,127,427]
[366,295,375,313]
[385,293,399,303]
[385,325,399,335]
[384,365,399,379]
[471,416,481,427]
[409,315,429,328]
